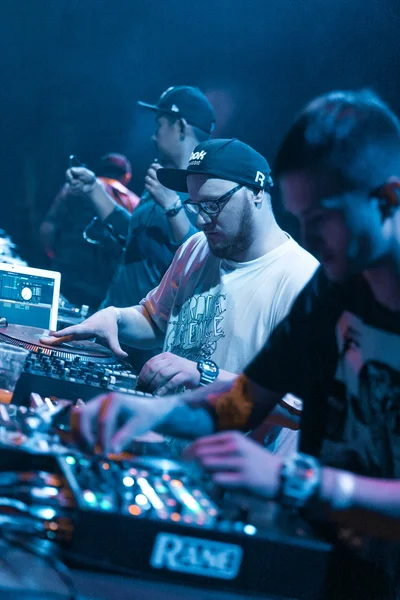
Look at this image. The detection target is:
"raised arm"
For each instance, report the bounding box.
[65,167,119,221]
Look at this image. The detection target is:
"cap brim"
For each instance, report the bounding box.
[157,168,192,193]
[137,101,158,112]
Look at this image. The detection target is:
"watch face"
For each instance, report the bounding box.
[199,360,218,375]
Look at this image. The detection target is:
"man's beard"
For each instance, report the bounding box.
[207,202,253,260]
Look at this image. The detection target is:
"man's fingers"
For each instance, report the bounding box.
[146,365,179,392]
[199,456,244,471]
[40,334,75,346]
[97,394,120,454]
[138,356,170,389]
[107,336,128,358]
[71,397,103,450]
[212,471,244,487]
[40,325,83,344]
[156,372,188,396]
[187,431,241,451]
[112,415,149,453]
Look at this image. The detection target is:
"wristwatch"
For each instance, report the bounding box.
[197,359,219,386]
[163,197,183,217]
[279,452,320,509]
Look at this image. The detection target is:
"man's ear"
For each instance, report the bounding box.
[253,188,265,207]
[376,177,400,218]
[122,172,132,186]
[177,118,188,141]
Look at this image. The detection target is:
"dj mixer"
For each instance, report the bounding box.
[0,397,332,600]
[0,323,333,598]
[0,324,142,404]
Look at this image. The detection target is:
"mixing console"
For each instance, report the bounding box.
[14,349,140,405]
[0,398,333,599]
[0,323,147,404]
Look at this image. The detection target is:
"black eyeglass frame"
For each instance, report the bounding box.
[183,184,243,216]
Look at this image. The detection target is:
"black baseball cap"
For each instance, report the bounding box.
[157,138,272,193]
[137,86,216,135]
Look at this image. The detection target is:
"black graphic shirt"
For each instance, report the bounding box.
[245,268,400,599]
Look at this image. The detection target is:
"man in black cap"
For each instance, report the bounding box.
[66,86,215,370]
[44,138,318,453]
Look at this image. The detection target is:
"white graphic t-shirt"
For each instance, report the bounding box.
[142,232,319,453]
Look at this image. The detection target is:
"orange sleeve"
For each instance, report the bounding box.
[212,374,254,430]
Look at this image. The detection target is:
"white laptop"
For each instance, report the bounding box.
[0,263,61,330]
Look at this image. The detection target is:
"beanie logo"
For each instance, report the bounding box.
[189,150,207,166]
[255,171,265,187]
[171,104,179,113]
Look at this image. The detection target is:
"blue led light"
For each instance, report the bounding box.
[83,490,97,504]
[135,493,148,506]
[123,476,134,487]
[100,499,112,511]
[65,456,76,466]
[244,524,257,536]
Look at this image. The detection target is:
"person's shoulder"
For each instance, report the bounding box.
[274,237,319,288]
[175,231,208,260]
[282,236,319,267]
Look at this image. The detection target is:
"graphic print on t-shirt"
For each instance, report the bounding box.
[165,292,227,361]
[331,311,400,438]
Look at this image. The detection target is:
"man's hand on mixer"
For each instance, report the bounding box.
[71,392,182,454]
[39,307,128,358]
[138,352,201,395]
[184,432,282,499]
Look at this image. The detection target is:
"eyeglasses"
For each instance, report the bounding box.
[183,184,243,216]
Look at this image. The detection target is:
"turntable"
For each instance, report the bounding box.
[0,324,116,364]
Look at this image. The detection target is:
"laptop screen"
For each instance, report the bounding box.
[0,264,61,330]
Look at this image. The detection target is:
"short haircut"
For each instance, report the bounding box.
[164,114,211,143]
[275,90,400,191]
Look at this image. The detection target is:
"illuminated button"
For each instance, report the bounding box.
[244,524,257,536]
[100,499,112,511]
[183,516,193,524]
[83,490,97,505]
[128,504,141,516]
[170,479,183,488]
[102,463,110,471]
[129,468,138,476]
[65,456,76,466]
[123,476,135,487]
[135,494,148,506]
[166,498,177,507]
[162,474,171,481]
[171,512,181,522]
[31,486,58,499]
[208,508,218,517]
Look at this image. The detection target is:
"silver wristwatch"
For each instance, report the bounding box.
[280,452,320,509]
[197,359,219,386]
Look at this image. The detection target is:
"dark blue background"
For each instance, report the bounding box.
[1,0,399,264]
